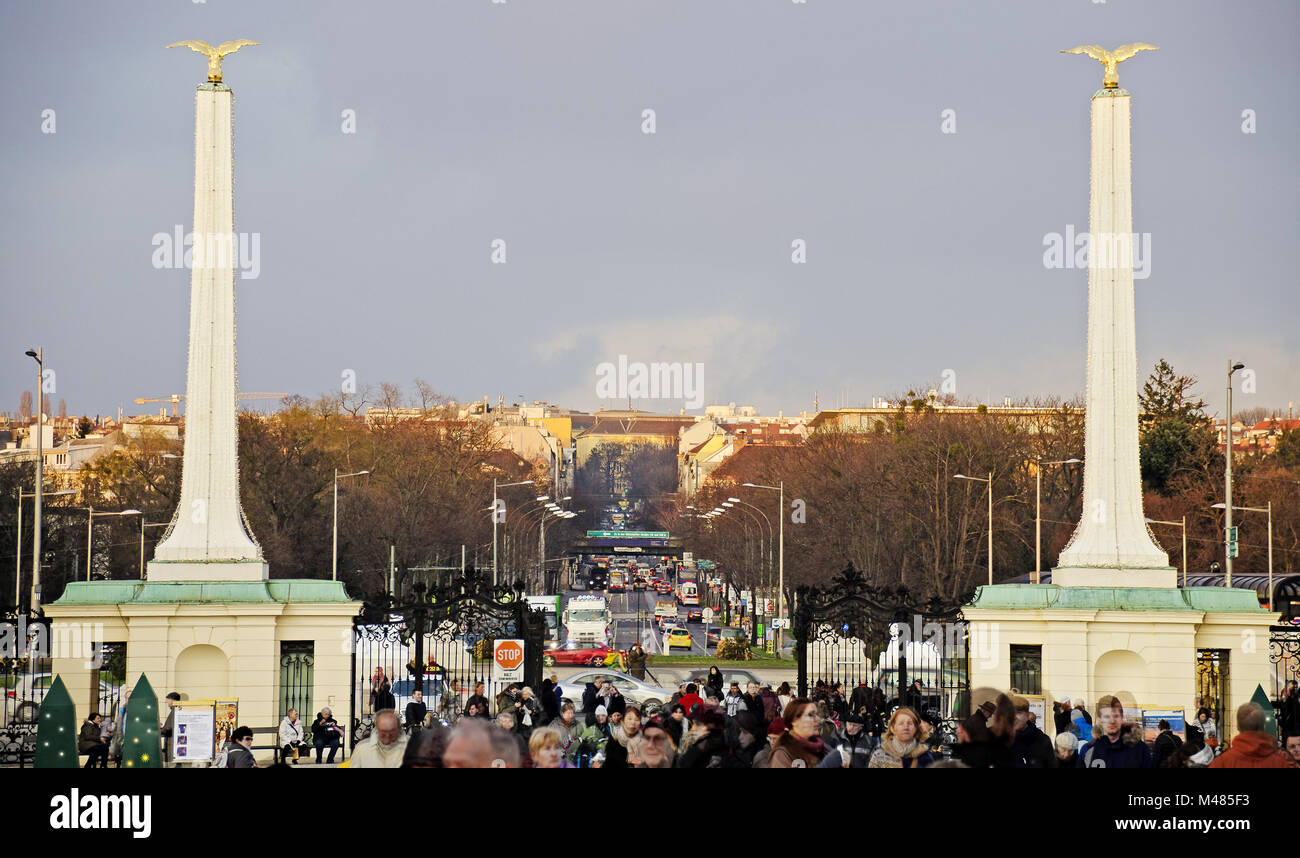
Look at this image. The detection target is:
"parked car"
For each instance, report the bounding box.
[679,667,769,690]
[543,641,623,667]
[555,670,676,710]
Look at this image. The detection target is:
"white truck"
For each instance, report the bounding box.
[563,594,611,645]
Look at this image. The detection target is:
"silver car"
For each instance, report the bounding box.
[555,670,676,711]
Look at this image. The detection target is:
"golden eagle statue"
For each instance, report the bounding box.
[1060,43,1158,89]
[166,39,259,83]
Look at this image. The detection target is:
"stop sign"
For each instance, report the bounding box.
[493,639,525,681]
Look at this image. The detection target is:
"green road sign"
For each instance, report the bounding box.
[1228,526,1239,542]
[586,530,668,539]
[1228,541,1239,559]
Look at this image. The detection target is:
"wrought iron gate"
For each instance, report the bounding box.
[0,608,50,767]
[349,568,545,749]
[1268,625,1299,730]
[1195,648,1229,741]
[794,565,972,747]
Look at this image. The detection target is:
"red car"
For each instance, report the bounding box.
[543,641,623,667]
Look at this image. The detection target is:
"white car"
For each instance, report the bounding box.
[555,670,676,711]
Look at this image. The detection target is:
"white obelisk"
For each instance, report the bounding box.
[1053,80,1174,588]
[149,75,267,582]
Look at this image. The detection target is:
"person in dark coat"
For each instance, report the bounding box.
[404,690,428,732]
[664,702,686,751]
[1151,719,1183,769]
[464,682,489,718]
[538,677,559,724]
[1054,732,1079,768]
[1011,696,1057,768]
[1077,697,1152,768]
[704,666,724,701]
[79,713,109,768]
[903,680,925,715]
[626,644,648,680]
[1053,698,1073,737]
[605,685,627,717]
[581,678,603,715]
[677,706,728,768]
[721,712,763,768]
[849,682,872,717]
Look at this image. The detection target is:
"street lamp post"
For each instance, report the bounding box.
[1213,501,1273,610]
[24,348,44,610]
[14,488,73,609]
[1035,458,1081,584]
[954,472,993,585]
[742,481,785,652]
[86,508,140,580]
[493,479,536,585]
[1145,516,1188,587]
[333,469,370,582]
[1225,360,1246,586]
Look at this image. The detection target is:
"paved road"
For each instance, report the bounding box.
[600,588,717,656]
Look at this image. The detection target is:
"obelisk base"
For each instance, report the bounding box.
[1052,565,1177,589]
[147,559,269,582]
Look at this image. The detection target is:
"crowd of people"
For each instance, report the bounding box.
[326,673,1300,768]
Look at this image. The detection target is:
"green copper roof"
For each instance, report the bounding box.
[966,583,1268,613]
[49,580,356,606]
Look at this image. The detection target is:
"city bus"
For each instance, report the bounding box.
[608,569,626,593]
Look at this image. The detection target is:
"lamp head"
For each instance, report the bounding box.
[1231,362,1245,372]
[727,497,740,503]
[25,349,38,359]
[1211,503,1226,510]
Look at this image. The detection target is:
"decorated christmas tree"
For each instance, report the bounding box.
[34,676,77,768]
[122,674,162,768]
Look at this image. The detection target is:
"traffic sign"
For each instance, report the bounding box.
[587,530,668,539]
[492,639,525,682]
[1227,542,1239,559]
[1228,526,1239,542]
[702,608,714,623]
[764,599,775,614]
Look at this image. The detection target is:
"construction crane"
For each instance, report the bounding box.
[134,393,287,417]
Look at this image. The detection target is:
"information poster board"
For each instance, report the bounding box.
[172,703,215,763]
[1142,709,1185,743]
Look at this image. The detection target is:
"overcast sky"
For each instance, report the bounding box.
[2,0,1296,421]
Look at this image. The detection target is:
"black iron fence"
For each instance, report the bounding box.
[350,570,545,749]
[1,609,49,767]
[794,566,972,748]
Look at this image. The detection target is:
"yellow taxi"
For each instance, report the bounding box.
[666,627,693,650]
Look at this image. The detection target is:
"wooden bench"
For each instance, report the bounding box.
[248,726,345,764]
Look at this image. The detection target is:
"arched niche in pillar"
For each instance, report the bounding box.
[1092,649,1146,707]
[174,644,231,701]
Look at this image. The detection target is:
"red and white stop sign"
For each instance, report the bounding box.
[494,639,525,678]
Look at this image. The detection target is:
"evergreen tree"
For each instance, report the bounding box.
[1138,360,1217,494]
[34,676,77,768]
[121,674,162,768]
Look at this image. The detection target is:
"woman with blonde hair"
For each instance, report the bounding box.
[528,724,575,768]
[867,706,935,769]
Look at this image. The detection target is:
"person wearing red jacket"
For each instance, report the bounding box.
[1209,703,1297,769]
[677,683,703,716]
